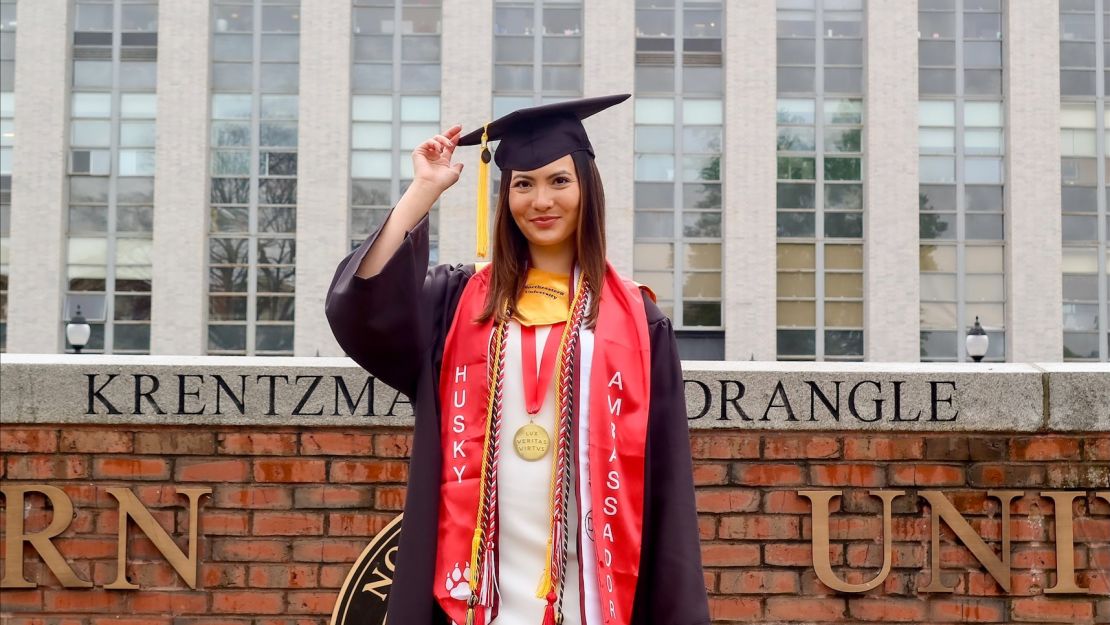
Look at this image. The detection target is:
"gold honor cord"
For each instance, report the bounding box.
[476,124,491,258]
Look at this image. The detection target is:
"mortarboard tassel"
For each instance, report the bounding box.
[476,124,491,258]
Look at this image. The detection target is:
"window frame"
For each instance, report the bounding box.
[1060,0,1110,361]
[207,0,299,356]
[918,0,1008,363]
[775,0,866,361]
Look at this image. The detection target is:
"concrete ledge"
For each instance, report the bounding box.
[0,355,1106,431]
[1035,362,1110,431]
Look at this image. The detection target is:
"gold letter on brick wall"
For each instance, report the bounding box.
[1042,491,1087,594]
[0,484,93,589]
[799,489,904,592]
[361,545,399,600]
[103,487,211,590]
[921,489,1021,593]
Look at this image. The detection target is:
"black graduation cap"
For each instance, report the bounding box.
[459,94,630,171]
[460,94,630,257]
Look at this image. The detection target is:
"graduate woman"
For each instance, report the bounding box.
[326,95,708,625]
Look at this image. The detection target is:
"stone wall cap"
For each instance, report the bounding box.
[0,353,361,368]
[1,355,1105,432]
[1033,362,1110,372]
[682,360,1044,374]
[0,354,1092,375]
[1034,363,1110,431]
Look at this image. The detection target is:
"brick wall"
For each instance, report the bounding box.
[1,426,1108,624]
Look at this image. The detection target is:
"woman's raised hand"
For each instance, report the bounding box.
[412,124,464,193]
[358,124,464,278]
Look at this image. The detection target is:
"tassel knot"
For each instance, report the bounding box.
[541,591,558,625]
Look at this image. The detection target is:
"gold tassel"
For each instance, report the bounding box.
[476,124,491,258]
[465,594,478,625]
[535,536,553,598]
[469,529,482,590]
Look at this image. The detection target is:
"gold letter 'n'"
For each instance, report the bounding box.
[921,490,1022,593]
[103,487,211,590]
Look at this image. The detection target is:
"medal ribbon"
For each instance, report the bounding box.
[520,322,567,418]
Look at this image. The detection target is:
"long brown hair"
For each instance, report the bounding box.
[478,150,606,327]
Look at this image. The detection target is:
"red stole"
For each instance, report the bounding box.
[434,263,650,625]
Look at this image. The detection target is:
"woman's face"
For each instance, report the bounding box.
[507,154,581,255]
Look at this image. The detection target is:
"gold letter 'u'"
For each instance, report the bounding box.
[799,489,904,593]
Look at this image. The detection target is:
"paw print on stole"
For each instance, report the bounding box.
[446,561,472,600]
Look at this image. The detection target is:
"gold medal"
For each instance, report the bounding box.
[513,422,550,461]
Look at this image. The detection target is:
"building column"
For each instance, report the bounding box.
[723,0,777,361]
[438,0,493,266]
[864,0,920,362]
[294,0,351,357]
[149,0,210,355]
[1005,2,1062,362]
[584,0,635,275]
[6,0,69,353]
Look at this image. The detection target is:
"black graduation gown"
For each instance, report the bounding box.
[325,214,710,625]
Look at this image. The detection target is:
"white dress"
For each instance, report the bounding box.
[494,321,582,625]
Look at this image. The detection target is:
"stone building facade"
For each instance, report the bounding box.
[0,0,1105,363]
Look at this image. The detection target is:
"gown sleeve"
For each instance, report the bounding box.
[324,212,471,400]
[634,302,711,625]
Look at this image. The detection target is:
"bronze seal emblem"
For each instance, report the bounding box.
[330,513,403,625]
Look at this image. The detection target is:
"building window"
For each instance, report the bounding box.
[633,0,723,349]
[918,0,1006,362]
[208,0,299,355]
[350,0,442,260]
[493,0,582,118]
[775,0,864,361]
[1060,0,1109,361]
[489,0,583,246]
[65,0,158,354]
[0,0,14,352]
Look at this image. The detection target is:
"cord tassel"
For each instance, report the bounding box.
[478,546,498,606]
[465,594,478,625]
[476,124,491,258]
[468,530,482,591]
[535,537,553,598]
[541,591,558,625]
